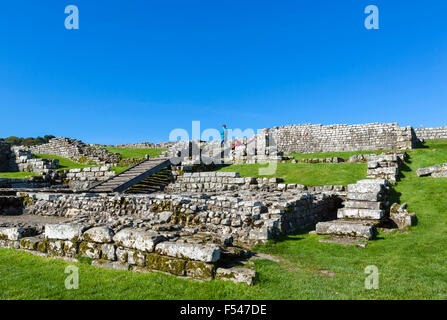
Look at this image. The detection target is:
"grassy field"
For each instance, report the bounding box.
[1,141,447,299]
[102,147,167,159]
[288,149,391,161]
[218,162,367,186]
[0,172,40,179]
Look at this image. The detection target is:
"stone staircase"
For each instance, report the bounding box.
[316,179,389,247]
[88,158,171,193]
[125,167,173,194]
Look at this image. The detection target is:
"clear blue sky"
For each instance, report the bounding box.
[1,0,446,144]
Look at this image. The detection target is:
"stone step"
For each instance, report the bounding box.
[316,220,375,240]
[337,208,384,220]
[347,192,383,202]
[343,200,382,210]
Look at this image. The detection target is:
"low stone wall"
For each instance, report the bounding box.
[61,166,115,190]
[29,138,122,165]
[0,224,253,283]
[414,127,447,141]
[20,188,345,242]
[295,157,344,164]
[9,147,59,173]
[0,177,50,189]
[167,171,284,193]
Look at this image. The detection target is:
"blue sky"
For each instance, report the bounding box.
[0,0,446,144]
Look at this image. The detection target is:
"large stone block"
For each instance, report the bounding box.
[416,165,441,177]
[337,208,383,220]
[0,227,32,241]
[347,192,382,202]
[45,224,86,240]
[215,267,256,286]
[155,241,221,263]
[113,228,165,252]
[343,200,382,210]
[316,220,375,240]
[82,226,114,243]
[145,253,187,276]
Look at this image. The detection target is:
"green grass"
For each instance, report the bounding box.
[102,147,167,159]
[288,149,391,161]
[1,140,447,299]
[217,162,367,186]
[0,172,40,179]
[34,154,96,171]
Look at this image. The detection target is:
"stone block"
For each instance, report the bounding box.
[337,208,384,220]
[113,228,165,252]
[155,241,221,263]
[215,267,256,285]
[316,220,375,240]
[45,223,86,240]
[82,226,114,243]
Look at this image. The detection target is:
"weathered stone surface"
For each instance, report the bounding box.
[0,227,32,241]
[63,240,78,257]
[47,240,65,256]
[417,165,441,177]
[316,220,375,240]
[83,226,114,243]
[101,243,116,260]
[91,260,129,271]
[248,228,271,241]
[113,228,165,252]
[215,267,256,286]
[155,241,221,263]
[337,208,383,220]
[78,241,101,259]
[185,261,215,279]
[19,237,41,250]
[347,192,381,202]
[145,253,187,276]
[156,211,173,223]
[347,183,383,194]
[343,200,382,210]
[45,223,86,240]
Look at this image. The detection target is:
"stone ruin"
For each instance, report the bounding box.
[28,137,122,165]
[416,163,447,178]
[0,121,428,284]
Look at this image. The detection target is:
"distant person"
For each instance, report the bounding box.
[220,124,228,147]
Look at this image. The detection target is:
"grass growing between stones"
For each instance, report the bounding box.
[102,147,167,159]
[1,141,447,299]
[34,154,96,170]
[288,149,391,161]
[0,172,40,179]
[217,163,367,186]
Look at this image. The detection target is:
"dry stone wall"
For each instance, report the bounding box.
[261,123,417,154]
[414,127,447,141]
[20,189,345,242]
[29,138,122,164]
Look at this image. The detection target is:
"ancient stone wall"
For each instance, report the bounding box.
[9,147,59,173]
[262,123,417,154]
[21,189,345,242]
[414,127,447,141]
[61,166,116,190]
[0,177,50,189]
[29,138,122,164]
